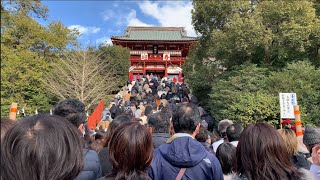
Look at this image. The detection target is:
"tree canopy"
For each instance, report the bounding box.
[186,0,320,126]
[1,0,130,117]
[1,0,78,116]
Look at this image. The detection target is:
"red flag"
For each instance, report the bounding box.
[129,72,134,82]
[87,100,104,130]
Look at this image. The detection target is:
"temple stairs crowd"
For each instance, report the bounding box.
[1,74,320,180]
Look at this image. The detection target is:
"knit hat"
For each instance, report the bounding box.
[303,126,320,146]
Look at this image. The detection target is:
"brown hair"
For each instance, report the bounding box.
[277,129,298,155]
[235,123,302,180]
[90,130,108,153]
[104,115,132,146]
[195,127,210,142]
[107,121,153,180]
[1,118,15,143]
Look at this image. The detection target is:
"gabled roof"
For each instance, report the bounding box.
[111,26,197,41]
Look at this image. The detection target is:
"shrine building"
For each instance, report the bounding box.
[111,26,197,80]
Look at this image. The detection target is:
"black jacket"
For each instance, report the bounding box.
[290,153,311,170]
[98,147,113,177]
[152,133,171,149]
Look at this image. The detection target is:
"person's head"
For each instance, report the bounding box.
[226,123,244,142]
[277,128,298,156]
[147,112,169,134]
[144,105,153,116]
[90,130,108,153]
[235,123,301,180]
[53,99,87,134]
[216,143,236,175]
[1,114,84,180]
[281,119,292,129]
[217,119,233,138]
[195,127,211,144]
[303,125,320,153]
[1,118,15,143]
[105,115,132,146]
[171,103,201,136]
[108,121,153,180]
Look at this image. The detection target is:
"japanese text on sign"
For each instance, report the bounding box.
[279,93,298,119]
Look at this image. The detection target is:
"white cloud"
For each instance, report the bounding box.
[96,36,112,46]
[68,25,101,35]
[138,1,197,36]
[127,10,153,27]
[102,10,115,21]
[101,8,153,27]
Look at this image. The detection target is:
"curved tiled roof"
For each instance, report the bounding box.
[111,26,197,41]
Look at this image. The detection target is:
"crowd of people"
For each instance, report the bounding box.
[1,74,320,180]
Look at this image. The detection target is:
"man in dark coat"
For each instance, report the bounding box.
[147,112,171,148]
[53,99,102,180]
[148,103,223,180]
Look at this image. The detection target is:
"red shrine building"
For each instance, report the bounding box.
[111,26,197,80]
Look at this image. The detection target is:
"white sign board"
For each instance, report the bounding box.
[167,67,181,74]
[141,53,148,60]
[279,93,297,119]
[163,53,170,61]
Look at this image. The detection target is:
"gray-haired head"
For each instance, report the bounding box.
[218,119,233,133]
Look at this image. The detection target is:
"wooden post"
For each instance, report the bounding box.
[294,105,303,136]
[280,118,283,129]
[9,103,18,120]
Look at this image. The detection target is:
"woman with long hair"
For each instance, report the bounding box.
[233,123,314,180]
[101,121,153,180]
[98,115,132,176]
[278,128,311,169]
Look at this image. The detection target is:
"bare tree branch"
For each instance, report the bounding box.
[44,50,121,110]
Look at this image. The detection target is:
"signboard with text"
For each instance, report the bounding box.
[279,93,297,119]
[141,53,148,60]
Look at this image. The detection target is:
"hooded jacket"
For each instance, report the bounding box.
[148,135,223,180]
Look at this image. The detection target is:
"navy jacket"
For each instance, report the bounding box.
[148,136,223,180]
[75,149,102,180]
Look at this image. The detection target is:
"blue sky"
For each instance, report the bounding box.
[37,0,196,47]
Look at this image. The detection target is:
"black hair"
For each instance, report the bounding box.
[216,143,236,175]
[147,112,169,133]
[172,103,201,134]
[226,123,244,142]
[144,105,153,116]
[53,99,87,128]
[1,114,84,180]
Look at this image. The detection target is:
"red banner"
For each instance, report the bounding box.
[87,99,104,130]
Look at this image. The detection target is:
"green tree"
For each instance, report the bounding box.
[209,64,278,125]
[266,61,320,126]
[208,62,320,126]
[187,0,320,126]
[1,0,77,117]
[97,45,130,92]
